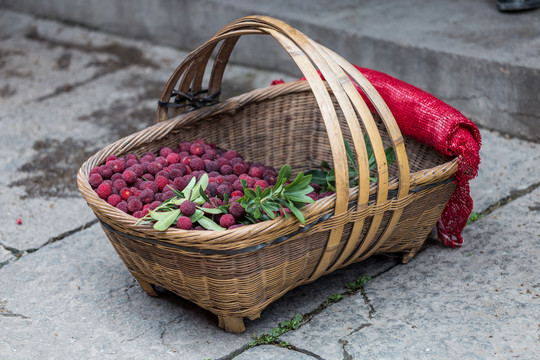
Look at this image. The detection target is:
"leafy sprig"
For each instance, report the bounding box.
[238,164,315,225]
[135,173,225,231]
[306,135,396,192]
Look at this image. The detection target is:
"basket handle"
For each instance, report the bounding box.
[156,16,410,275]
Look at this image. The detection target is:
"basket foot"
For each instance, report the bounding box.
[134,275,158,297]
[218,316,246,333]
[402,248,420,264]
[248,312,261,321]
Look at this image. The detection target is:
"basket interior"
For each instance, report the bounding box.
[121,86,448,183]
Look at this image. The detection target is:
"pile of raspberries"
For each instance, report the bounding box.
[89,139,329,230]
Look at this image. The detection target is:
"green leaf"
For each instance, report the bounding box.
[343,138,358,173]
[253,206,261,219]
[153,208,180,231]
[285,172,312,192]
[385,147,396,165]
[275,164,291,188]
[193,196,206,205]
[197,206,222,215]
[320,160,332,171]
[182,176,197,200]
[172,197,186,206]
[260,203,275,219]
[286,194,315,204]
[189,174,209,201]
[149,209,176,221]
[219,205,229,214]
[287,201,305,225]
[190,209,205,223]
[305,169,327,186]
[199,187,210,203]
[197,216,226,231]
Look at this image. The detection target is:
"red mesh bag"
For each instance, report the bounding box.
[275,66,481,247]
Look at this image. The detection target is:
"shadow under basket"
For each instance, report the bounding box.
[77,16,458,333]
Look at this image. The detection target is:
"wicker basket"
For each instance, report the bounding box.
[77,16,458,333]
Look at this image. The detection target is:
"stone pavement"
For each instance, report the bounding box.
[2,0,539,143]
[0,9,539,360]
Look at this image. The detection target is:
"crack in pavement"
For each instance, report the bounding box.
[337,339,353,360]
[0,301,30,320]
[347,322,372,336]
[0,219,98,269]
[287,344,327,360]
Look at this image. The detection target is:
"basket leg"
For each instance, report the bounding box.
[402,247,421,264]
[248,312,261,321]
[218,316,246,333]
[134,275,158,297]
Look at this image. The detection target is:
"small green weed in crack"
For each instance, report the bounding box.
[345,274,372,292]
[249,314,303,348]
[322,293,344,308]
[466,211,484,225]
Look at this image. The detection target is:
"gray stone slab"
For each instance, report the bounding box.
[234,345,314,360]
[2,1,539,141]
[0,246,14,264]
[283,188,540,359]
[0,221,397,359]
[470,129,540,213]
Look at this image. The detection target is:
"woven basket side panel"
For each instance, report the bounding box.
[377,182,457,254]
[102,225,334,317]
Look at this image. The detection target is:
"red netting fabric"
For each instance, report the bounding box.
[273,65,481,247]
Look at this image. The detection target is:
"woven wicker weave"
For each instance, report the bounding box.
[77,16,458,333]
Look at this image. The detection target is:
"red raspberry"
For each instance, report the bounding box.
[205,183,217,197]
[173,177,188,191]
[233,162,247,175]
[129,164,145,177]
[224,150,240,160]
[217,158,229,167]
[189,157,205,171]
[126,158,139,167]
[179,141,192,153]
[127,196,143,213]
[239,174,255,188]
[228,224,244,229]
[155,176,169,191]
[111,159,126,173]
[159,147,173,158]
[155,156,168,167]
[142,173,154,181]
[168,169,183,179]
[116,201,128,213]
[190,143,205,156]
[106,155,117,163]
[90,166,100,175]
[248,167,264,178]
[228,202,245,219]
[99,165,113,179]
[148,201,161,210]
[162,189,176,201]
[254,180,269,190]
[166,152,181,164]
[217,184,231,199]
[219,214,236,228]
[176,216,193,230]
[96,183,113,200]
[119,187,133,201]
[205,161,219,173]
[156,170,170,179]
[112,179,127,191]
[89,173,103,188]
[231,190,243,198]
[107,194,122,207]
[110,173,122,182]
[147,162,163,175]
[220,164,233,175]
[122,169,137,184]
[180,201,196,217]
[139,188,155,204]
[132,211,145,219]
